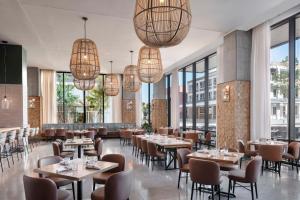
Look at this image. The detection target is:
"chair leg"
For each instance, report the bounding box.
[186,172,188,184]
[191,182,194,200]
[177,170,181,189]
[93,182,96,191]
[233,181,236,194]
[71,182,75,200]
[227,180,231,200]
[250,183,254,200]
[254,182,258,198]
[240,158,242,169]
[211,185,214,200]
[0,158,3,172]
[261,160,264,175]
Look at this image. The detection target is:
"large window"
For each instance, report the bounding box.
[141,83,153,125]
[178,53,217,132]
[56,72,110,124]
[270,14,300,141]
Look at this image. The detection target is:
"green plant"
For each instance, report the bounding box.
[142,122,153,133]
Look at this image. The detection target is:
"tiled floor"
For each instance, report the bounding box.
[1,139,300,200]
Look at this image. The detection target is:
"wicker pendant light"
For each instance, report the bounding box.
[70,17,100,80]
[104,61,119,96]
[137,46,163,83]
[73,78,95,91]
[133,0,192,48]
[123,51,141,92]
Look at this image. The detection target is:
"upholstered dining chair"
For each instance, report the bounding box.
[136,137,142,158]
[91,170,132,200]
[177,148,192,188]
[227,156,262,200]
[23,175,72,200]
[147,142,166,170]
[282,141,300,173]
[141,139,149,165]
[131,135,137,155]
[189,158,221,200]
[52,142,74,159]
[84,131,95,140]
[259,144,283,176]
[37,156,75,200]
[185,133,199,150]
[84,138,103,160]
[55,129,66,140]
[238,140,258,168]
[93,154,125,190]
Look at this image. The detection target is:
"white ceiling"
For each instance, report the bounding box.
[0,0,299,73]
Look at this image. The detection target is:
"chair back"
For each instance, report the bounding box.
[245,156,262,183]
[147,142,158,157]
[84,131,95,139]
[88,128,97,136]
[95,139,103,156]
[205,132,212,143]
[66,131,74,139]
[45,129,55,137]
[37,156,63,177]
[136,137,142,149]
[0,132,7,145]
[17,129,24,141]
[177,148,191,169]
[237,140,246,153]
[55,129,66,137]
[173,128,180,137]
[98,127,107,136]
[189,158,220,185]
[7,130,17,143]
[259,144,283,162]
[52,142,61,156]
[101,154,125,173]
[185,132,198,144]
[141,139,148,154]
[288,142,300,159]
[23,175,58,200]
[105,170,132,200]
[132,135,137,146]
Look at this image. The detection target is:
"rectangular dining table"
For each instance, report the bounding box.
[64,138,94,158]
[136,135,192,170]
[187,150,244,198]
[34,159,118,200]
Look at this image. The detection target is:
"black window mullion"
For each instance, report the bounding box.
[192,63,196,130]
[62,73,65,123]
[204,58,209,131]
[182,68,187,131]
[102,75,105,123]
[83,90,86,123]
[148,83,151,124]
[288,17,296,142]
[167,75,171,127]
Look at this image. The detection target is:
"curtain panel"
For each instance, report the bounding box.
[250,22,271,140]
[171,69,179,129]
[41,69,57,124]
[111,75,122,123]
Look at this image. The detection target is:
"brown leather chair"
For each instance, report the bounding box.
[56,139,75,154]
[227,156,262,200]
[131,135,137,155]
[173,128,180,137]
[259,144,283,176]
[136,137,142,158]
[88,128,98,137]
[84,131,95,140]
[84,138,103,160]
[45,129,56,141]
[55,129,66,140]
[238,140,258,168]
[189,158,221,200]
[93,154,125,190]
[282,142,300,173]
[141,139,149,165]
[177,148,191,188]
[65,131,74,139]
[38,156,75,199]
[199,131,213,149]
[147,142,165,170]
[52,142,74,159]
[91,170,132,200]
[23,175,72,200]
[185,132,199,150]
[98,127,107,137]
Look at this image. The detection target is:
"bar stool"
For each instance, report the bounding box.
[0,131,9,172]
[6,130,16,165]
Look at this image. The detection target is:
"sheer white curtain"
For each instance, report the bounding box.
[111,75,122,123]
[251,22,271,140]
[135,88,142,127]
[41,70,57,124]
[171,69,179,128]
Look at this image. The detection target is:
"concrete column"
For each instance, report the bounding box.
[217,30,252,149]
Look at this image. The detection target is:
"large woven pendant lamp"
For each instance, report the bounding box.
[104,61,119,96]
[73,78,95,91]
[137,46,163,83]
[123,50,141,92]
[70,17,100,80]
[133,0,192,48]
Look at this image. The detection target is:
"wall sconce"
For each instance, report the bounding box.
[28,98,36,108]
[223,85,230,102]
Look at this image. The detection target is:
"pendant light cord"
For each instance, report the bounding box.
[110,61,113,74]
[82,17,88,55]
[3,44,7,98]
[130,50,133,65]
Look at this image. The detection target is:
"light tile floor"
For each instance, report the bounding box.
[0,139,300,200]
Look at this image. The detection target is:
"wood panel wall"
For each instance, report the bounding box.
[217,81,250,149]
[28,96,41,129]
[151,99,167,130]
